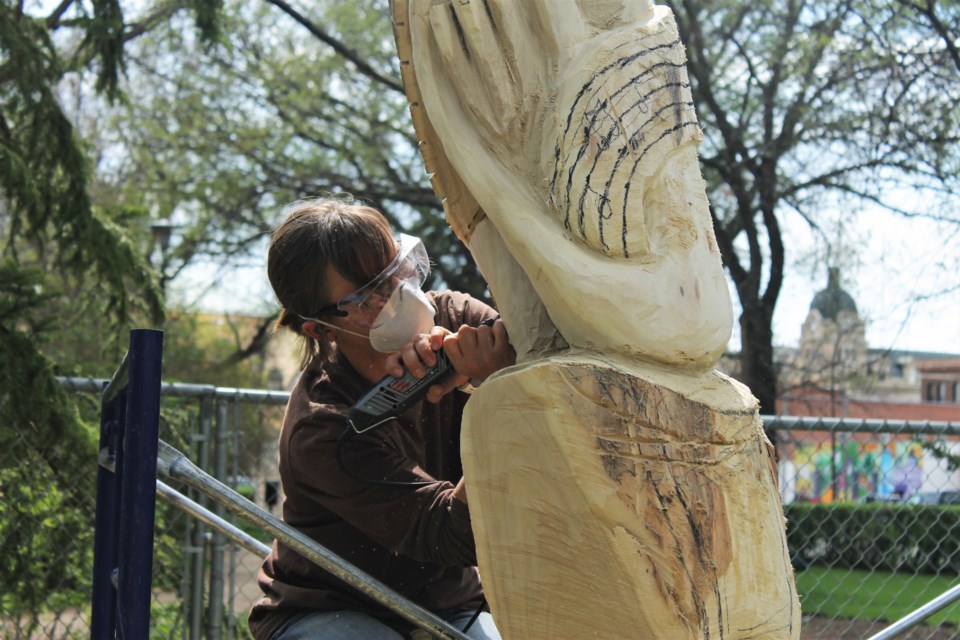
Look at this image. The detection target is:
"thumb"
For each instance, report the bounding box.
[426,373,470,403]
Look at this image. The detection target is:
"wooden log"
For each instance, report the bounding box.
[390,1,802,637]
[462,356,800,639]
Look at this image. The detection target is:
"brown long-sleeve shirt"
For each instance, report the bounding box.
[249,291,496,640]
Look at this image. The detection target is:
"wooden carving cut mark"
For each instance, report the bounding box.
[459,359,798,638]
[446,3,471,59]
[551,26,699,258]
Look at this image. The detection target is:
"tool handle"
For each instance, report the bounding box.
[346,317,497,433]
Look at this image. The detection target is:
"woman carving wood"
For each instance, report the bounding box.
[391,1,801,637]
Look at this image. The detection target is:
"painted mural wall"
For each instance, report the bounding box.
[778,435,960,504]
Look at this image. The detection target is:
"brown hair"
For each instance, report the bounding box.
[268,196,395,368]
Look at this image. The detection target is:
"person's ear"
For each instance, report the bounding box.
[302,320,333,342]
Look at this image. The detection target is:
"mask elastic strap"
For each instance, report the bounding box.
[304,317,369,342]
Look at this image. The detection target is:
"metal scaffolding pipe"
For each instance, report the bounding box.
[60,375,960,438]
[61,376,291,404]
[157,481,271,557]
[156,441,471,640]
[764,415,960,436]
[867,582,960,640]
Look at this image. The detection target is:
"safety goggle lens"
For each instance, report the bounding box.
[336,234,429,323]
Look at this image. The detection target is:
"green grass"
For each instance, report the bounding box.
[797,566,960,627]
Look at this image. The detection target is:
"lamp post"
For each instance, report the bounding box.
[149,218,176,290]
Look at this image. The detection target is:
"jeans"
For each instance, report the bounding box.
[272,608,501,640]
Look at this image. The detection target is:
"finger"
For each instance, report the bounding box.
[491,318,509,345]
[493,334,517,371]
[574,0,654,29]
[455,324,480,355]
[474,320,515,382]
[402,338,430,378]
[425,3,481,87]
[442,334,466,373]
[526,0,588,53]
[426,2,510,137]
[474,322,496,350]
[385,351,405,378]
[415,332,439,367]
[427,373,470,403]
[429,326,448,354]
[448,0,517,131]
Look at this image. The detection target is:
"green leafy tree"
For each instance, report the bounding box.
[68,0,960,413]
[97,0,486,321]
[0,0,226,631]
[100,0,960,419]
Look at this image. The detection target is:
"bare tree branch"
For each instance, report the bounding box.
[222,313,278,364]
[898,0,960,72]
[44,0,75,29]
[262,0,405,94]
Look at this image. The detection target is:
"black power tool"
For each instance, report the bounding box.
[347,317,496,433]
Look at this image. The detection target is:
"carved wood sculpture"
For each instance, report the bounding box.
[391,1,801,637]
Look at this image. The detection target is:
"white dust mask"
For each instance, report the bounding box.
[368,280,436,353]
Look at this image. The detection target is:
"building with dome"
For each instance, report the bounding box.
[787,267,869,396]
[774,266,960,420]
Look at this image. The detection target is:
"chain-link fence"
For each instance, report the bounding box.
[1,377,289,639]
[2,380,958,639]
[772,416,960,640]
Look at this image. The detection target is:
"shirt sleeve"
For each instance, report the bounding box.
[430,290,499,330]
[286,413,478,567]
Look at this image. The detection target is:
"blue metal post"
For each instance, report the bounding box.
[90,390,125,638]
[116,329,164,639]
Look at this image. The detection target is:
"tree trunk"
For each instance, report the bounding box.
[739,300,779,418]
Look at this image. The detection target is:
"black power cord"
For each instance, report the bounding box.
[335,420,435,488]
[461,595,489,633]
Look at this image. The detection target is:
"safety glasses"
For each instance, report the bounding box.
[309,234,430,328]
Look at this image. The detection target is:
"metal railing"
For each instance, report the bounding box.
[765,415,960,436]
[156,441,470,640]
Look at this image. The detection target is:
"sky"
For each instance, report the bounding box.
[172,208,960,357]
[764,210,960,355]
